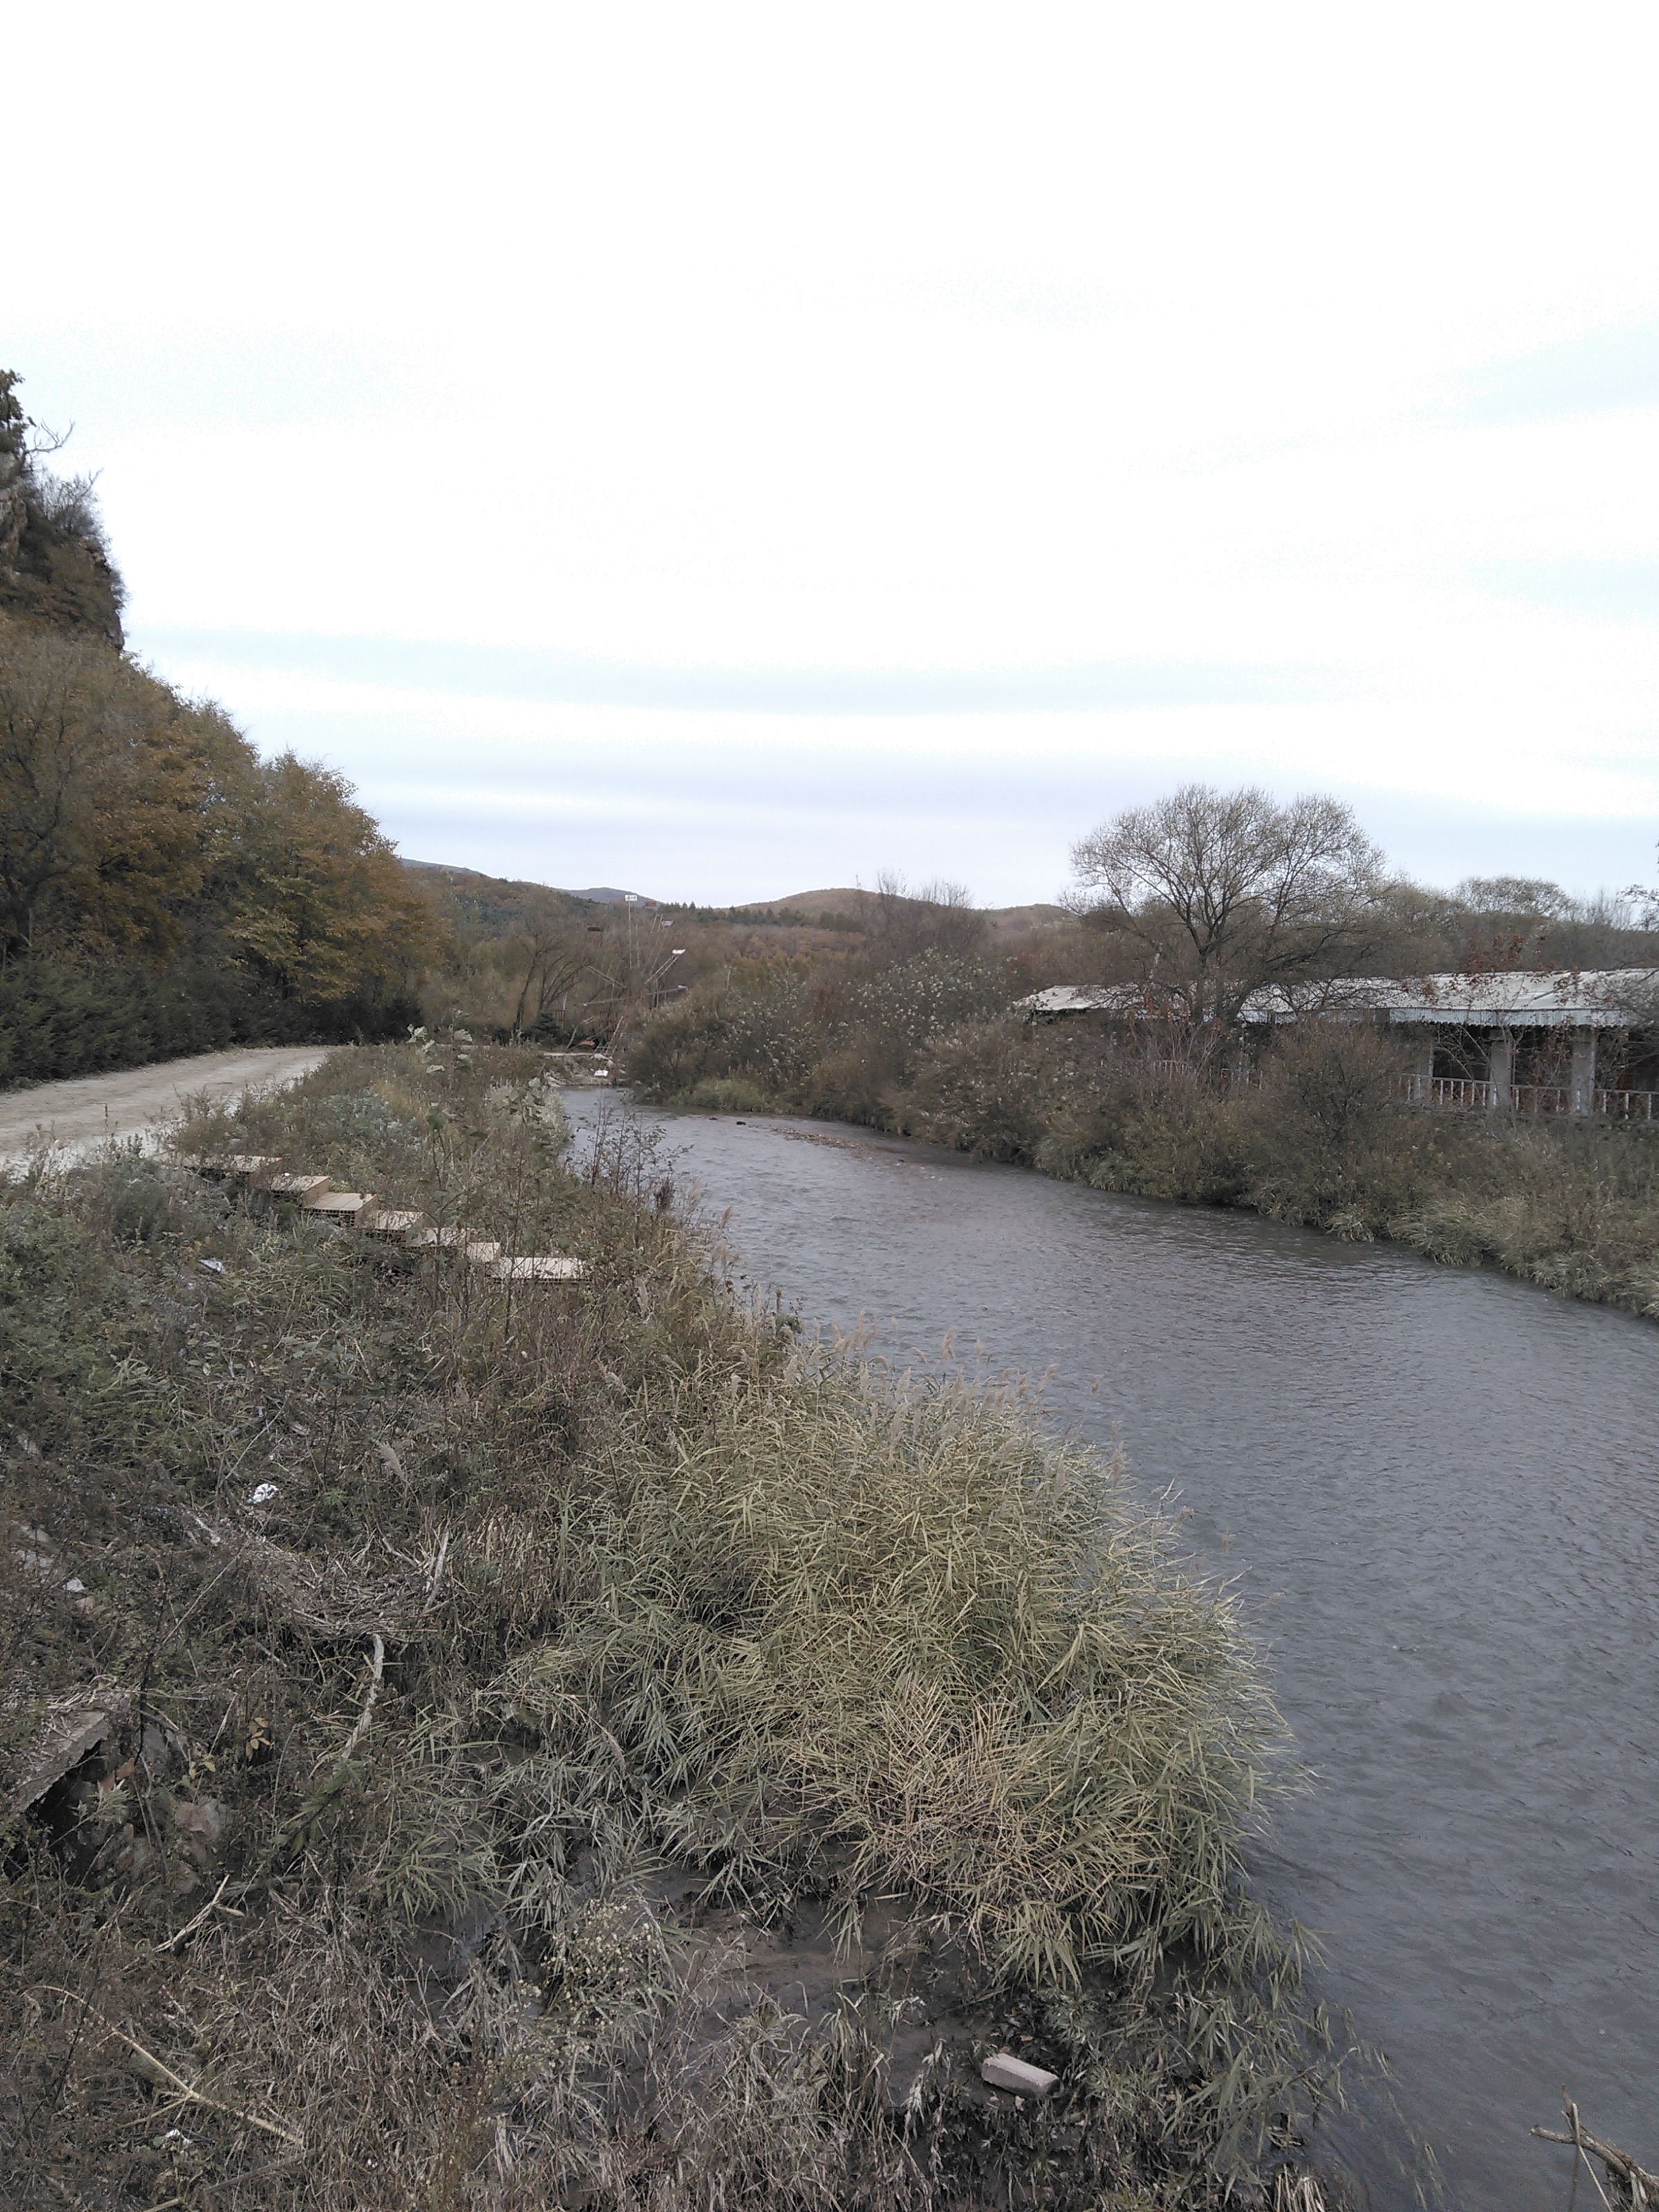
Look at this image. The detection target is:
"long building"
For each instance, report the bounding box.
[1018,971,1659,1118]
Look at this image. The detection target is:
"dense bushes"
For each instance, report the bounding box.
[0,953,421,1087]
[628,950,1012,1123]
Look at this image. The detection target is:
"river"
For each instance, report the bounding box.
[565,1094,1657,2209]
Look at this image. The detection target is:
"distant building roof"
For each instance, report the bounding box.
[1240,971,1657,1028]
[1019,971,1658,1028]
[1015,984,1154,1018]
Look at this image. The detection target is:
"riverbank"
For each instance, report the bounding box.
[630,1010,1659,1324]
[1,1042,1353,2210]
[565,1089,1659,2206]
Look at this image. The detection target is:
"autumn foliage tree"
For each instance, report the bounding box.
[0,367,440,1083]
[0,621,216,962]
[214,752,435,1005]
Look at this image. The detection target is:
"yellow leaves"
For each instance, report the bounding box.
[218,753,438,1002]
[0,621,437,1009]
[0,618,211,957]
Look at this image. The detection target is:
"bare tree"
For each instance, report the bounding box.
[855,869,988,962]
[509,903,585,1035]
[580,901,687,1046]
[1068,783,1384,1036]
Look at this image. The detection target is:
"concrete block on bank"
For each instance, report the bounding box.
[406,1226,502,1263]
[269,1173,332,1202]
[301,1190,375,1221]
[187,1153,283,1183]
[7,1686,133,1817]
[491,1256,589,1283]
[980,2054,1058,2099]
[359,1207,427,1239]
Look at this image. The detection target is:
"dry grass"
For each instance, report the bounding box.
[0,1042,1357,2209]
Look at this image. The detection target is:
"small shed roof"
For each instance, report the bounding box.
[1015,984,1155,1017]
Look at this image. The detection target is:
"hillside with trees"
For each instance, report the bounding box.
[0,371,437,1086]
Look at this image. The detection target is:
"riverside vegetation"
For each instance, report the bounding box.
[633,998,1659,1322]
[0,1040,1361,2211]
[626,854,1659,1325]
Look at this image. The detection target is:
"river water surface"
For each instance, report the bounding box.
[567,1094,1658,2208]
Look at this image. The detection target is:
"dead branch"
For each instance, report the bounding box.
[337,1633,384,1761]
[1533,2099,1657,2209]
[153,1873,240,1953]
[37,1988,303,2149]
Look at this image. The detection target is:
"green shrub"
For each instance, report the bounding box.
[900,1019,1065,1161]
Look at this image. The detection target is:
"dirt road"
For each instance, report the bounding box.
[0,1046,334,1163]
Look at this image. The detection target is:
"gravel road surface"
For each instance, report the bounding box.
[0,1046,334,1163]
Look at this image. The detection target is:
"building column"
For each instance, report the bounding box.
[1414,1040,1434,1100]
[1487,1031,1513,1107]
[1570,1027,1597,1114]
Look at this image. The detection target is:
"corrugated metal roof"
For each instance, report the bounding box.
[1240,971,1656,1027]
[1018,972,1658,1027]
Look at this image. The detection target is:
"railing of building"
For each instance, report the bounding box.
[1396,1075,1659,1121]
[1145,1059,1262,1089]
[1595,1087,1659,1121]
[1107,1063,1658,1121]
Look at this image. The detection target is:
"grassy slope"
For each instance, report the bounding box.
[1,1044,1355,2210]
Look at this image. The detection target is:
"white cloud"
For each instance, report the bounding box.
[149,657,1659,904]
[11,1,1659,897]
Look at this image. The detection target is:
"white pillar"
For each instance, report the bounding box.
[1570,1027,1597,1114]
[1487,1031,1513,1107]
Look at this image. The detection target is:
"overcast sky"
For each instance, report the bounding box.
[11,3,1658,904]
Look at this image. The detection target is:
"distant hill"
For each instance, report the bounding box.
[738,887,864,916]
[402,861,655,911]
[404,862,1070,943]
[741,887,1072,941]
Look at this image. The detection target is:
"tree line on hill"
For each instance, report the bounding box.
[8,357,1653,1105]
[0,370,437,1087]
